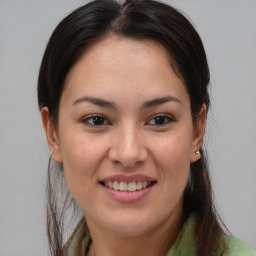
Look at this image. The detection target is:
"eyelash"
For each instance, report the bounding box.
[81,115,110,127]
[82,114,175,128]
[146,114,175,126]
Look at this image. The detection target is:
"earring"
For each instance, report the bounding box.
[195,150,201,157]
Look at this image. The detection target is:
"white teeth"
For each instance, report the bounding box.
[113,181,119,190]
[119,182,128,191]
[136,181,142,190]
[127,182,137,192]
[104,180,153,191]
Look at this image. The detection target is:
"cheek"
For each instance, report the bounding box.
[147,134,191,220]
[61,131,106,169]
[151,132,192,168]
[150,132,192,192]
[59,133,108,199]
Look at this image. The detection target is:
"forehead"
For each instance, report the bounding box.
[86,36,171,64]
[62,36,189,106]
[66,36,172,83]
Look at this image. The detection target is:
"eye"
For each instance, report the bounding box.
[82,115,110,127]
[146,114,174,126]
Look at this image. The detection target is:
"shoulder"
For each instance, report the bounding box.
[222,235,256,256]
[63,218,91,256]
[167,215,256,256]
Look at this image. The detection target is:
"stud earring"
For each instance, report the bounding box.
[195,150,201,157]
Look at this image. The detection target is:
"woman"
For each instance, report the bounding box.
[37,0,256,255]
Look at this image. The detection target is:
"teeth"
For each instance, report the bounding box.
[108,181,113,189]
[137,181,142,190]
[119,182,127,191]
[104,180,153,191]
[113,181,119,190]
[127,182,136,192]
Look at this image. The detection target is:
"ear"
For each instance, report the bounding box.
[41,107,63,163]
[190,104,207,163]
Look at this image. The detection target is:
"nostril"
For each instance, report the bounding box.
[108,148,148,168]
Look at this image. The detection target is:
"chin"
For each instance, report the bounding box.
[97,210,163,236]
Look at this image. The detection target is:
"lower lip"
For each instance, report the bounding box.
[101,184,154,203]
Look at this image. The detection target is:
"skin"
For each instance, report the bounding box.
[42,36,206,256]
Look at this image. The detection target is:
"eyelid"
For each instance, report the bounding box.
[146,114,175,126]
[81,114,111,127]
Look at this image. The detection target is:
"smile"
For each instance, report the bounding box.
[99,175,156,202]
[102,181,154,192]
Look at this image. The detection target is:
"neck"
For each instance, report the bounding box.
[86,214,183,256]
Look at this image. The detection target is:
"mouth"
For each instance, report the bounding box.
[99,175,156,202]
[100,180,156,192]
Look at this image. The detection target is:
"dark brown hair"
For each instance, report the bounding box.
[38,0,227,255]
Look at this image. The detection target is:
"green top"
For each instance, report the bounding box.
[63,216,256,256]
[167,216,256,256]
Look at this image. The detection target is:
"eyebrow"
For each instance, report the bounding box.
[141,96,181,109]
[73,95,181,109]
[73,96,116,108]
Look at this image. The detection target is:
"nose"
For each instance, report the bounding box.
[108,124,148,168]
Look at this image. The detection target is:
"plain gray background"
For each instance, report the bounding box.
[0,1,255,255]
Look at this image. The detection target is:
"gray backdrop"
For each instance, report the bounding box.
[0,1,255,255]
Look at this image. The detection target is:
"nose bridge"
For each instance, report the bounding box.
[109,121,147,167]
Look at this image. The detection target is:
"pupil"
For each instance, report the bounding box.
[93,116,104,125]
[155,116,165,125]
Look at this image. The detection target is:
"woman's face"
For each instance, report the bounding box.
[46,36,204,236]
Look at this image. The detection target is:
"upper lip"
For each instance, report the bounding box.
[99,174,156,183]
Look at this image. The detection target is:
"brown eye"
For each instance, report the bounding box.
[147,115,174,126]
[83,115,109,126]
